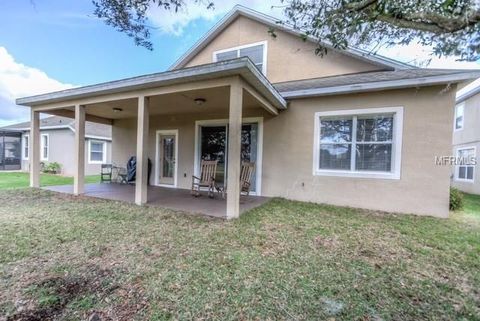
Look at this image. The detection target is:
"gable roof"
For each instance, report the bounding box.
[0,116,112,139]
[169,5,414,72]
[275,69,480,98]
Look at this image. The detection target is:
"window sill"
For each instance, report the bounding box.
[88,161,105,165]
[454,178,474,183]
[314,169,400,180]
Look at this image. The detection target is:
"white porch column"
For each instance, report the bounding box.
[29,110,40,188]
[74,104,85,195]
[135,96,149,205]
[226,78,243,219]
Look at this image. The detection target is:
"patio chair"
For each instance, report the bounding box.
[240,161,256,196]
[100,164,113,183]
[191,160,218,198]
[216,161,256,199]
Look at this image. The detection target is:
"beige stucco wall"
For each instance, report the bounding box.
[452,93,480,194]
[21,129,112,176]
[183,16,383,83]
[112,109,269,188]
[262,86,455,218]
[111,85,455,217]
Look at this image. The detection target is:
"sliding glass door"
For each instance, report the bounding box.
[199,122,259,192]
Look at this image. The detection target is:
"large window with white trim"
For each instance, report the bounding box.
[213,41,267,74]
[456,147,475,182]
[454,103,464,131]
[314,107,403,179]
[41,134,49,161]
[88,140,106,164]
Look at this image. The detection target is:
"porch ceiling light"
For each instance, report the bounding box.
[112,107,123,113]
[194,98,206,106]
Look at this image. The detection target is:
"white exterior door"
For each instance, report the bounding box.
[156,130,178,186]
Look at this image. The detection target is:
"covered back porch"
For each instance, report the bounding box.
[17,58,286,219]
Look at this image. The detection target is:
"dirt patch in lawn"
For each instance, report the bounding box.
[5,266,147,321]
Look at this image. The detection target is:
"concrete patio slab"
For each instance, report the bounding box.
[43,183,270,218]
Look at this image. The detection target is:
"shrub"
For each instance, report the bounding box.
[42,162,62,174]
[449,187,464,211]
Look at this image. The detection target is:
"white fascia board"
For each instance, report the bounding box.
[68,125,112,141]
[5,125,71,131]
[280,72,480,99]
[456,84,480,103]
[86,135,112,141]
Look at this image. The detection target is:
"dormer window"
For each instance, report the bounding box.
[213,41,267,75]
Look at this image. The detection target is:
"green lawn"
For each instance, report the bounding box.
[0,172,100,189]
[0,189,479,320]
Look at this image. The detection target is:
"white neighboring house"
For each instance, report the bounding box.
[0,116,112,176]
[452,80,480,195]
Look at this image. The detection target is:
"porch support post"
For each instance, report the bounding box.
[74,104,85,195]
[226,78,243,219]
[29,109,40,188]
[135,96,149,205]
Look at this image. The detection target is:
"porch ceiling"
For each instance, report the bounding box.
[56,86,265,120]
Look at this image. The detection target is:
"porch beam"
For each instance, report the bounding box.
[29,78,238,111]
[73,104,85,195]
[29,110,40,188]
[226,77,243,219]
[242,81,279,115]
[135,96,149,205]
[45,109,113,125]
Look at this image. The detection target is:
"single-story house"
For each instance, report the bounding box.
[0,116,112,176]
[452,80,480,195]
[15,5,480,218]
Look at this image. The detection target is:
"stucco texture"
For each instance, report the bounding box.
[111,85,455,218]
[452,93,480,194]
[184,16,384,83]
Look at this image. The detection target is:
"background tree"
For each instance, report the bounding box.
[92,0,214,50]
[92,0,479,61]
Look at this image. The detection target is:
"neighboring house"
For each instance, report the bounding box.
[452,81,480,195]
[0,116,112,176]
[15,6,480,218]
[0,130,22,170]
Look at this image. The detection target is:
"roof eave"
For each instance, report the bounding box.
[280,72,480,99]
[456,85,480,103]
[16,58,287,110]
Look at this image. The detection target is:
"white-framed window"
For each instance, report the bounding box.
[454,103,464,131]
[88,140,107,164]
[23,135,29,160]
[455,147,475,182]
[41,134,49,161]
[313,107,404,179]
[213,41,267,75]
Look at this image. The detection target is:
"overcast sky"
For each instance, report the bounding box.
[0,0,479,127]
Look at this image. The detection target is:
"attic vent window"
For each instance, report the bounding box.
[213,41,267,75]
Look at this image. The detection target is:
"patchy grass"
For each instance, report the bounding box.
[0,172,100,190]
[0,189,479,320]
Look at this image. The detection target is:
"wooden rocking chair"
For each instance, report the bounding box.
[240,161,255,196]
[191,160,218,198]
